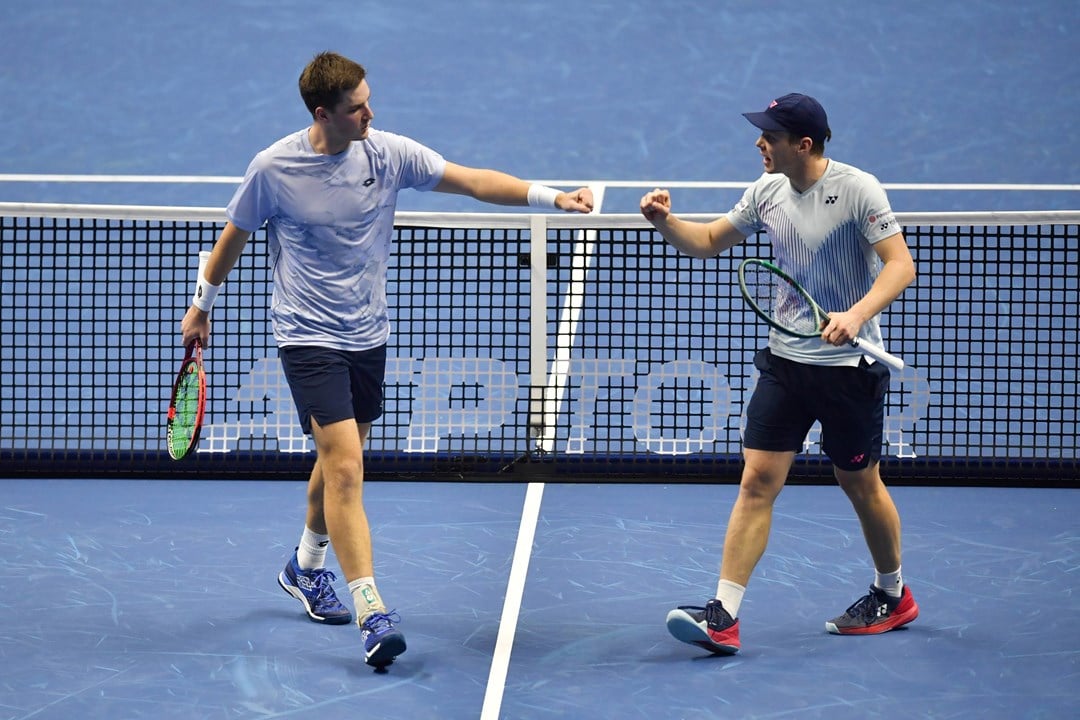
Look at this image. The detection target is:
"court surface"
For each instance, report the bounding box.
[0,0,1077,211]
[2,478,1076,719]
[0,1,1077,718]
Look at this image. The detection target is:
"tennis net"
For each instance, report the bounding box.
[1,202,1077,484]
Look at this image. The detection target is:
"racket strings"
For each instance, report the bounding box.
[169,368,201,451]
[750,266,821,336]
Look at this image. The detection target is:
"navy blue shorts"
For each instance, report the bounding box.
[278,344,387,434]
[743,347,890,471]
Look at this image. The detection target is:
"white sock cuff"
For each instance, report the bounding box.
[715,578,747,618]
[296,527,331,570]
[874,566,904,597]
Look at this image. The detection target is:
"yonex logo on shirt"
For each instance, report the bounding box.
[825,195,838,204]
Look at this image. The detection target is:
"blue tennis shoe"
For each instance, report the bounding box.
[277,550,353,625]
[360,610,406,667]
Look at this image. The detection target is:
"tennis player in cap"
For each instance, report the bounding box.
[640,93,917,655]
[181,51,593,669]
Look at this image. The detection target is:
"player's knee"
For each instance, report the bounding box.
[319,453,364,492]
[834,465,883,501]
[738,466,785,503]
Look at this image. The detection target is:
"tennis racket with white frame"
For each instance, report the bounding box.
[737,258,905,371]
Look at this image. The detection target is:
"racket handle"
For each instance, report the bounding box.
[849,337,905,371]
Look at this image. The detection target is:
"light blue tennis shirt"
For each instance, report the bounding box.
[226,128,446,351]
[726,159,901,366]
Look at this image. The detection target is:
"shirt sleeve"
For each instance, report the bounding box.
[853,172,901,243]
[725,176,764,236]
[225,153,277,232]
[387,133,446,192]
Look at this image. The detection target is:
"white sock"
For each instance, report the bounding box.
[714,578,746,618]
[348,577,385,623]
[875,566,903,598]
[296,527,331,570]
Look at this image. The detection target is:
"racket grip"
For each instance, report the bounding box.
[850,337,905,371]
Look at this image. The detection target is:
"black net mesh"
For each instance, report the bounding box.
[1,211,1076,483]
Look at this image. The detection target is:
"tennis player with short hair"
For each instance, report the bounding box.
[181,51,593,668]
[640,93,917,655]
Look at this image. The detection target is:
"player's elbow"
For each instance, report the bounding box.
[900,257,917,288]
[884,254,916,290]
[707,220,743,257]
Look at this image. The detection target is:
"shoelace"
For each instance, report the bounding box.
[844,587,892,621]
[305,568,340,605]
[362,609,402,632]
[702,601,733,629]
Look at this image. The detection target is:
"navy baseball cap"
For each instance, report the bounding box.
[742,93,831,144]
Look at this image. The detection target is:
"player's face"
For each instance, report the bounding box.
[755,131,801,175]
[327,80,375,141]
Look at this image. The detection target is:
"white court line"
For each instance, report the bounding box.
[0,174,1078,192]
[530,180,1080,192]
[479,185,607,720]
[480,481,546,720]
[0,173,242,183]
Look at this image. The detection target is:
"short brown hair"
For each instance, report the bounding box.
[298,52,366,117]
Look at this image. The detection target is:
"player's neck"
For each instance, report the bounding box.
[307,125,350,156]
[787,157,829,194]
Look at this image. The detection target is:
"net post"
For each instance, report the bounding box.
[528,214,549,448]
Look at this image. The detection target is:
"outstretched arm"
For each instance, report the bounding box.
[434,162,594,213]
[640,188,746,258]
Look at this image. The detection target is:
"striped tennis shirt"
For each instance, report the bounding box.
[726,159,902,366]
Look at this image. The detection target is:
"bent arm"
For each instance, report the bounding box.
[822,232,916,345]
[850,232,916,322]
[640,188,746,258]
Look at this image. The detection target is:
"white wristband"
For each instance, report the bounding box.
[527,183,560,209]
[191,250,222,312]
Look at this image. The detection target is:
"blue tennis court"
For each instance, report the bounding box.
[0,0,1077,211]
[1,1,1078,719]
[3,479,1076,718]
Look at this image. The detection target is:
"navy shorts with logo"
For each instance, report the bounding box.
[743,347,890,471]
[279,344,387,434]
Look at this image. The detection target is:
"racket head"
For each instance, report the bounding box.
[737,258,828,339]
[166,340,206,460]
